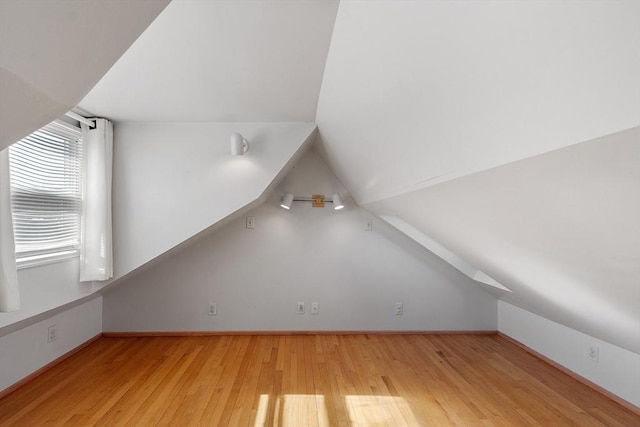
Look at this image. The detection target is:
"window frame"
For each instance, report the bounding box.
[8,119,83,269]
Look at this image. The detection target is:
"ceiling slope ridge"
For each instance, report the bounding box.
[0,67,72,151]
[354,125,640,207]
[378,215,511,293]
[94,123,317,295]
[0,0,171,151]
[316,1,639,207]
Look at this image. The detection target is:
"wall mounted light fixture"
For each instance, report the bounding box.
[280,193,295,209]
[281,193,345,210]
[332,193,344,210]
[230,133,250,155]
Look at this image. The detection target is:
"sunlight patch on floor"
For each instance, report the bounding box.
[254,394,329,427]
[254,393,418,426]
[345,395,419,426]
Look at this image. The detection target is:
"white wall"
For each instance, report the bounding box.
[0,296,102,393]
[103,150,497,332]
[0,258,96,329]
[2,122,314,329]
[499,301,640,407]
[109,122,315,283]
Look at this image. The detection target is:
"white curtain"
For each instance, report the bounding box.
[0,147,20,311]
[80,119,113,282]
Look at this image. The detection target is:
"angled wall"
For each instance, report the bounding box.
[103,149,497,332]
[107,122,316,284]
[366,128,640,354]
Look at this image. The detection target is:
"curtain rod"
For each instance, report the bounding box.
[65,111,95,128]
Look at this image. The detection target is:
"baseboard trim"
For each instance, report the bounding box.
[0,333,102,400]
[497,332,640,416]
[102,330,497,338]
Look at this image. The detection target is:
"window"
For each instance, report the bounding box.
[8,120,83,266]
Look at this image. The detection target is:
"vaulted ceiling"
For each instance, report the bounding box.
[79,0,339,122]
[2,0,639,353]
[0,0,171,151]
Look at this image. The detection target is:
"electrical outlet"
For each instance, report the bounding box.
[365,219,373,231]
[311,302,319,314]
[47,325,57,343]
[588,346,599,362]
[395,302,404,315]
[297,301,305,314]
[246,216,255,229]
[208,303,217,316]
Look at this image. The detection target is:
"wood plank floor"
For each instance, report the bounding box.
[0,334,637,426]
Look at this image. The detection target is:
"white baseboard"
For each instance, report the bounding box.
[498,301,640,409]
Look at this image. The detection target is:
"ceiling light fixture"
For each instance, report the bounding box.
[280,193,345,210]
[230,133,250,155]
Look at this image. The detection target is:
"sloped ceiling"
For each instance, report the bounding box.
[367,128,640,353]
[0,0,170,151]
[79,0,339,121]
[3,1,639,353]
[314,0,639,353]
[316,0,640,205]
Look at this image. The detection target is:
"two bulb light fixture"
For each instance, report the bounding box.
[230,133,344,210]
[280,193,344,210]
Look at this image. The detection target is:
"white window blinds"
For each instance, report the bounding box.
[8,121,83,262]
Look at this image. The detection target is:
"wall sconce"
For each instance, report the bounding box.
[230,133,250,155]
[280,193,294,210]
[332,193,344,210]
[281,193,344,210]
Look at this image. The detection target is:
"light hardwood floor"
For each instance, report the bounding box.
[0,334,637,426]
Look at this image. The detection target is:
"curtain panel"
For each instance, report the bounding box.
[80,119,113,282]
[0,147,20,311]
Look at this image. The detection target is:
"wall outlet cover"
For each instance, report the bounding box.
[395,302,404,315]
[47,325,57,343]
[365,219,373,231]
[208,303,217,316]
